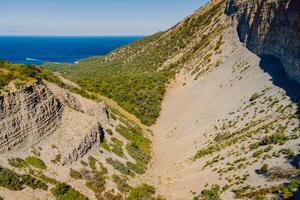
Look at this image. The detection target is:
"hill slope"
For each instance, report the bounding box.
[43,0,226,125]
[0,61,158,200]
[1,0,300,199]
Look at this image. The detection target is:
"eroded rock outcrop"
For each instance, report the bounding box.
[0,81,110,165]
[226,0,300,82]
[0,82,63,152]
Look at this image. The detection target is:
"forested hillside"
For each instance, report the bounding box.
[43,1,226,125]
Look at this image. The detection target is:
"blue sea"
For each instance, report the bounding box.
[0,36,142,65]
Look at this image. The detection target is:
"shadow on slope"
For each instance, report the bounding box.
[259,55,300,170]
[259,55,300,112]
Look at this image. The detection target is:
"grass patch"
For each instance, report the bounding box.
[116,125,151,169]
[106,158,131,176]
[0,166,48,191]
[128,184,156,200]
[111,174,132,193]
[69,169,82,180]
[51,183,88,200]
[25,156,47,170]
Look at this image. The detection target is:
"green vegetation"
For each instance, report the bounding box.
[127,184,156,200]
[51,183,88,200]
[111,174,132,193]
[256,164,269,175]
[0,60,64,92]
[100,139,111,152]
[249,92,260,102]
[116,125,151,170]
[105,158,131,176]
[126,162,145,175]
[259,132,288,146]
[0,166,48,191]
[197,185,221,200]
[111,137,124,157]
[42,1,226,125]
[69,169,82,180]
[83,157,109,198]
[8,157,27,169]
[22,174,48,190]
[0,166,24,191]
[194,146,220,160]
[279,148,295,158]
[25,156,47,170]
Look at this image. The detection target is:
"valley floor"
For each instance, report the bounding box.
[142,27,300,199]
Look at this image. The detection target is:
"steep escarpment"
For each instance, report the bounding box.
[0,62,155,200]
[0,81,63,152]
[226,0,300,82]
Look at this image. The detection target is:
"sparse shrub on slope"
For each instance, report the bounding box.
[51,183,88,200]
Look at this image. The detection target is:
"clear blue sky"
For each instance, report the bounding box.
[0,0,209,36]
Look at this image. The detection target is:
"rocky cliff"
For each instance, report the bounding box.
[0,80,110,165]
[226,0,300,82]
[0,81,63,152]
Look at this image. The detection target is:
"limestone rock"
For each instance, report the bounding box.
[226,0,300,82]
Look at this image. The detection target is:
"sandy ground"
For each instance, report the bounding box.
[142,27,300,199]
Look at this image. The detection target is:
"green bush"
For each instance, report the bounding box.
[0,166,24,191]
[8,157,27,169]
[128,184,156,200]
[51,183,88,200]
[116,125,151,168]
[25,156,47,170]
[0,61,64,92]
[260,133,288,146]
[69,169,82,180]
[111,137,124,157]
[111,174,132,193]
[126,162,145,175]
[279,148,295,158]
[0,166,48,191]
[200,185,221,200]
[22,174,48,190]
[105,158,131,176]
[194,145,220,160]
[100,139,111,152]
[249,92,260,102]
[257,164,269,175]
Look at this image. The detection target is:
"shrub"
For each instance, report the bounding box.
[200,185,221,200]
[100,139,111,152]
[106,129,113,135]
[105,158,131,176]
[51,183,88,200]
[69,169,82,180]
[249,93,259,102]
[260,132,288,146]
[128,184,156,200]
[194,145,220,160]
[116,125,151,168]
[111,137,124,157]
[22,174,48,190]
[8,157,27,169]
[0,166,48,191]
[25,156,47,170]
[0,166,24,191]
[111,174,132,193]
[256,164,269,175]
[126,162,145,175]
[279,148,295,158]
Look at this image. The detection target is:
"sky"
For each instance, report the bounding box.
[0,0,209,36]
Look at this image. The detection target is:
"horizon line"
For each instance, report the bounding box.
[0,35,147,37]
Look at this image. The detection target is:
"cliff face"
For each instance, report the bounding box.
[0,80,110,165]
[0,82,63,152]
[226,0,300,82]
